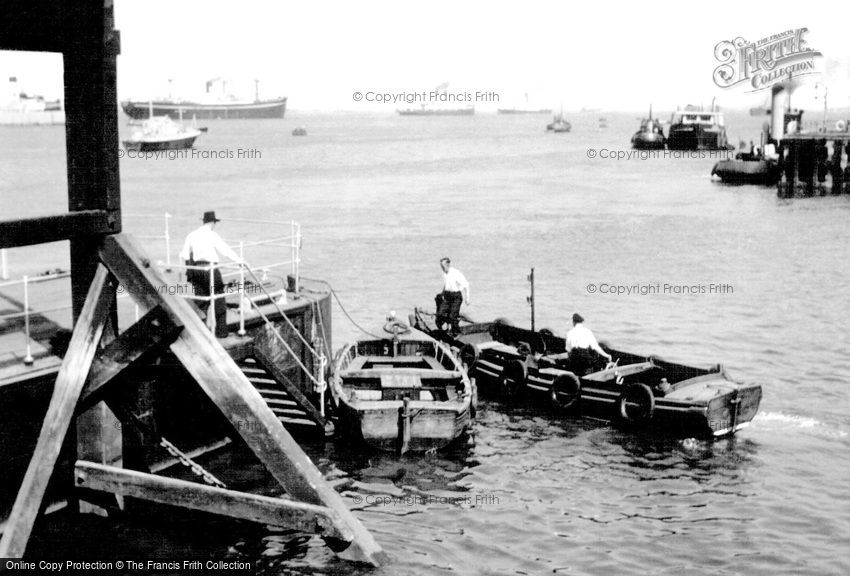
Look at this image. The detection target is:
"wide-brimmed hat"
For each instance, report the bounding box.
[202,211,221,223]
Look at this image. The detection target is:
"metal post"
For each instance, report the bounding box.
[238,241,246,336]
[208,263,216,334]
[1,249,8,280]
[318,349,327,418]
[164,212,172,266]
[23,275,33,365]
[526,267,535,331]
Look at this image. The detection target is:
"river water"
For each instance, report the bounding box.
[2,110,849,575]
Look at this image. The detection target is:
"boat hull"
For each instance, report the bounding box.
[667,125,728,150]
[413,315,761,439]
[121,98,287,120]
[336,400,471,452]
[631,132,666,150]
[122,134,199,152]
[712,159,780,185]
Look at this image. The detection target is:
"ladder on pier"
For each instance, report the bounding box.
[239,357,333,436]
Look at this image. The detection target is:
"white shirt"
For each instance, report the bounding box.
[443,267,470,295]
[566,323,607,356]
[179,225,240,264]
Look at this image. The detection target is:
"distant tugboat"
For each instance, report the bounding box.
[630,105,665,150]
[667,103,730,150]
[546,107,571,133]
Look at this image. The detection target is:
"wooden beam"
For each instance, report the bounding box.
[74,461,351,541]
[0,210,115,249]
[99,234,386,565]
[0,265,113,557]
[78,306,182,413]
[253,344,330,432]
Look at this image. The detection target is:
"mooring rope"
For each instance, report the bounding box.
[300,276,383,339]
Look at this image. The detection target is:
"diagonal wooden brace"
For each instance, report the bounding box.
[0,264,113,557]
[99,234,386,565]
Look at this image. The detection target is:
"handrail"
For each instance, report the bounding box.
[0,213,307,372]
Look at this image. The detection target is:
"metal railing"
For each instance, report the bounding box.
[0,215,323,400]
[0,271,72,365]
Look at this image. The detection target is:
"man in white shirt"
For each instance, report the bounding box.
[566,313,611,375]
[436,257,469,335]
[179,211,244,337]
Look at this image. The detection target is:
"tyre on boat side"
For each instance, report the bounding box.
[617,382,655,425]
[498,358,527,399]
[550,372,581,411]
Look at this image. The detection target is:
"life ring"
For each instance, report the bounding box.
[498,358,526,398]
[550,372,581,410]
[836,119,847,132]
[459,343,480,370]
[383,320,411,335]
[617,382,655,425]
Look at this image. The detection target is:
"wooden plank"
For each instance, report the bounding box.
[0,211,114,249]
[77,306,182,412]
[253,344,329,431]
[0,265,113,557]
[74,461,350,541]
[99,234,386,565]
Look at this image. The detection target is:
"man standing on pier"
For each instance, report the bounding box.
[180,211,244,338]
[566,313,611,375]
[436,257,470,336]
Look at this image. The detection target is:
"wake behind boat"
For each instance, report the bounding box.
[329,315,475,454]
[412,311,761,438]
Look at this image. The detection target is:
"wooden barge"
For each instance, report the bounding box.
[413,312,761,438]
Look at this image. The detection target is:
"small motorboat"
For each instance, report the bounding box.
[411,310,761,439]
[546,112,571,133]
[122,116,202,152]
[631,105,665,150]
[292,127,307,136]
[712,153,780,185]
[329,314,475,454]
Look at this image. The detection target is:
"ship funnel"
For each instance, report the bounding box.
[770,84,787,141]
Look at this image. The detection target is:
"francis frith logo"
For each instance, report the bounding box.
[713,28,822,91]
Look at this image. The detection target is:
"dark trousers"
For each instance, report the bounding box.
[189,261,228,337]
[436,290,463,334]
[569,347,605,376]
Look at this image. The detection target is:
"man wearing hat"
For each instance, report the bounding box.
[179,211,244,337]
[566,312,611,375]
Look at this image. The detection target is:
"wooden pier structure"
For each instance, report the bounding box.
[777,128,850,197]
[0,0,385,565]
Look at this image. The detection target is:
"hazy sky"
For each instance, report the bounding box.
[2,0,849,112]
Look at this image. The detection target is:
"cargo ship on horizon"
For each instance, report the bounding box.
[121,78,287,120]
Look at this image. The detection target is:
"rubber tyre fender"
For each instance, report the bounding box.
[550,372,581,411]
[459,343,480,371]
[618,382,655,425]
[498,358,527,399]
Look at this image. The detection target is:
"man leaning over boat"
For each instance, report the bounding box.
[566,312,611,375]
